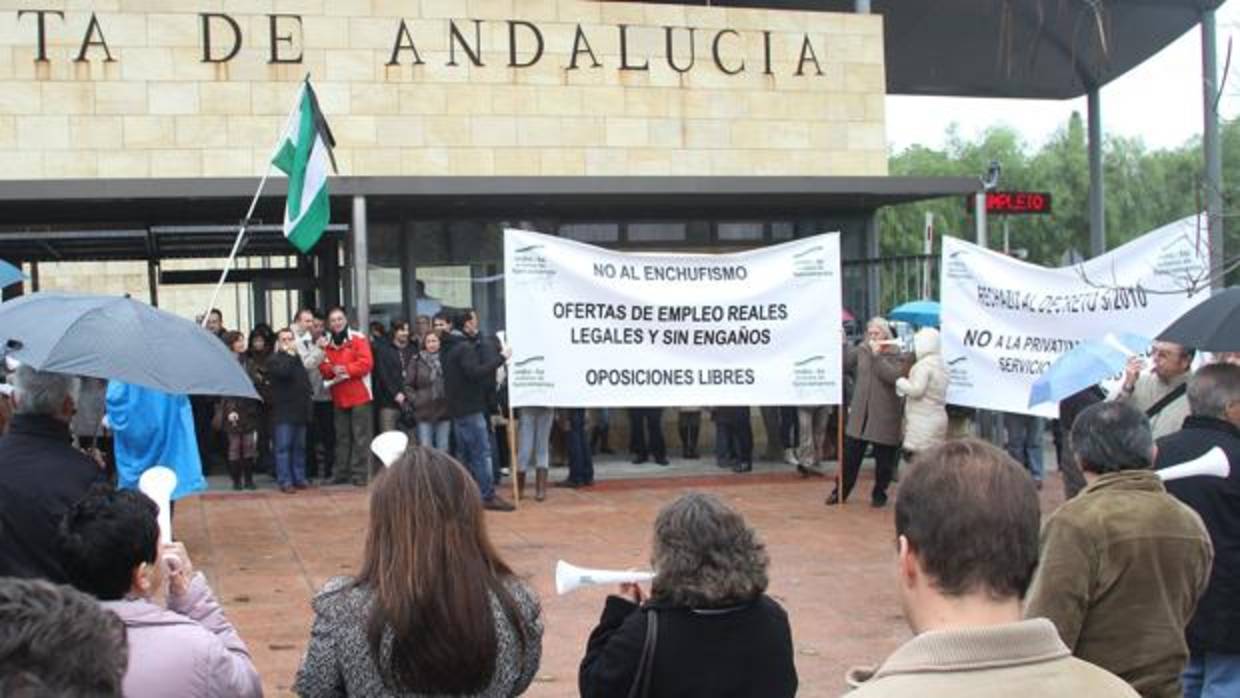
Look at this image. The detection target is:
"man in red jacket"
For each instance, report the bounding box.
[319,307,374,487]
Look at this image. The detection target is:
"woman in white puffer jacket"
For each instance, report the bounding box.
[895,327,949,456]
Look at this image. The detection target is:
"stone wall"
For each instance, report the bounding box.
[0,0,887,178]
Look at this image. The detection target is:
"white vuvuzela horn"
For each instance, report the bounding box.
[138,466,178,546]
[371,431,409,468]
[555,560,656,596]
[1159,447,1230,482]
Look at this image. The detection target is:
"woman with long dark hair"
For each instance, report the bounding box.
[579,492,797,698]
[295,446,543,697]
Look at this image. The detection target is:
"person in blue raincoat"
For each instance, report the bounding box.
[105,382,206,501]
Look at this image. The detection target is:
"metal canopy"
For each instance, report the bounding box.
[0,175,978,262]
[0,225,347,263]
[650,0,1226,99]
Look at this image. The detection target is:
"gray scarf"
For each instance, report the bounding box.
[420,351,444,400]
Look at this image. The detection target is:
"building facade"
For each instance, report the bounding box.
[0,1,970,330]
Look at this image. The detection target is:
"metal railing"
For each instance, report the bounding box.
[842,254,939,317]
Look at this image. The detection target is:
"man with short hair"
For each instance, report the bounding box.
[373,321,415,435]
[294,308,334,481]
[1027,401,1213,698]
[58,486,261,698]
[1155,363,1240,698]
[442,307,514,511]
[414,314,432,346]
[431,311,451,336]
[847,439,1137,697]
[1120,340,1195,439]
[0,365,104,581]
[0,577,129,697]
[205,308,225,339]
[319,306,374,487]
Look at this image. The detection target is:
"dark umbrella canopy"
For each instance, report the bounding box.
[1157,287,1240,352]
[0,292,259,399]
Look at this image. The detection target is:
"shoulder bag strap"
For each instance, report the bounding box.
[1146,382,1188,419]
[626,608,659,698]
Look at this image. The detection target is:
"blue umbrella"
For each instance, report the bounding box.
[0,292,259,399]
[1028,332,1149,408]
[889,300,941,327]
[0,259,26,289]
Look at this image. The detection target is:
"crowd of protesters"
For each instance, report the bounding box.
[177,306,876,508]
[1,302,1238,696]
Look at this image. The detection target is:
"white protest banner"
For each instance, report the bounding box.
[941,215,1211,417]
[504,229,842,408]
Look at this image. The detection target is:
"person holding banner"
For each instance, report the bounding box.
[829,318,909,508]
[516,406,554,501]
[629,407,670,466]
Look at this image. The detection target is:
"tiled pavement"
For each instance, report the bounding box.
[178,464,1066,697]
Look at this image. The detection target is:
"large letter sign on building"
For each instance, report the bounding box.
[504,230,843,408]
[940,215,1210,417]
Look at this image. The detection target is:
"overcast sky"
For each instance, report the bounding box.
[886,2,1240,154]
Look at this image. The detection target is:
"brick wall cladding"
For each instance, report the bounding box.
[0,1,887,178]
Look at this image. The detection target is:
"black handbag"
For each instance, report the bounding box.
[626,609,658,698]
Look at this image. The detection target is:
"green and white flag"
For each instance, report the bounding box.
[272,80,337,254]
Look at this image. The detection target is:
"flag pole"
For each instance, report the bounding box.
[200,168,275,327]
[200,80,309,328]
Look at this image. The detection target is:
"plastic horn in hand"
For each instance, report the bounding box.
[555,560,656,596]
[1159,447,1230,482]
[371,431,409,468]
[138,466,178,546]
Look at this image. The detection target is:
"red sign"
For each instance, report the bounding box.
[965,191,1053,215]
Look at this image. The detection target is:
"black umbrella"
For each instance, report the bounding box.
[1157,287,1240,352]
[0,292,259,399]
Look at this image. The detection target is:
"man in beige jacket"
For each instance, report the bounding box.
[846,439,1137,697]
[1118,341,1194,439]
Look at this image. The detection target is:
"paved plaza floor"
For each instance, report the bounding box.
[177,465,1067,697]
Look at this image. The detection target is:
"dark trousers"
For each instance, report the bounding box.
[677,411,701,458]
[721,419,753,466]
[714,419,731,465]
[629,408,667,461]
[333,403,373,486]
[308,401,336,479]
[778,406,799,449]
[839,435,899,502]
[567,409,594,484]
[190,395,222,475]
[492,419,509,481]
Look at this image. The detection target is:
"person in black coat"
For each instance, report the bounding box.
[268,328,313,493]
[373,321,416,435]
[579,492,797,698]
[1154,362,1240,695]
[0,365,105,581]
[441,308,513,511]
[1054,384,1107,499]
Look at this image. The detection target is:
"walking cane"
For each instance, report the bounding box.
[506,402,520,506]
[835,404,845,506]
